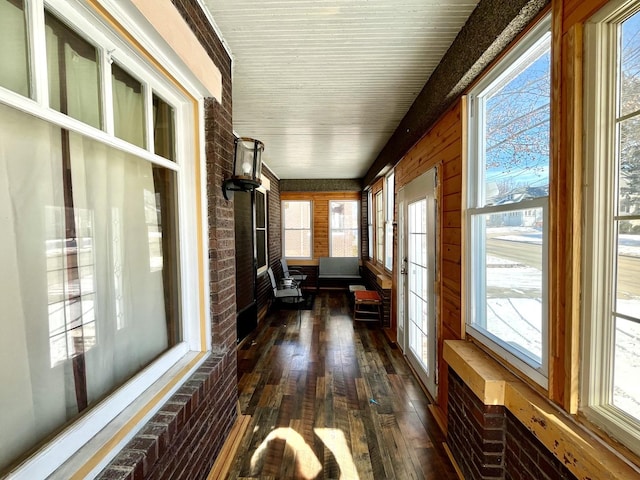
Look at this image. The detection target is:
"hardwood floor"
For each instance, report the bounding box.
[230,291,458,479]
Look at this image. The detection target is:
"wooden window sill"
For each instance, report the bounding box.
[363,261,392,289]
[444,340,640,480]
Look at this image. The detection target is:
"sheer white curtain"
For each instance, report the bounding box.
[0,0,29,96]
[0,105,69,469]
[0,102,171,470]
[68,132,168,402]
[112,65,145,148]
[45,12,101,129]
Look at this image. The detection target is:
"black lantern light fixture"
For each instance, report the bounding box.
[222,137,264,200]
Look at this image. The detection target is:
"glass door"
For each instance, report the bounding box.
[399,168,438,398]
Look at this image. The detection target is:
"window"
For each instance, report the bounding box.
[367,189,374,259]
[283,200,312,258]
[368,173,394,270]
[375,189,384,263]
[582,2,640,456]
[330,200,359,257]
[0,0,29,96]
[385,172,395,270]
[466,16,551,387]
[0,0,199,476]
[255,188,268,274]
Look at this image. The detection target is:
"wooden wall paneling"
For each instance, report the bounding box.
[393,99,465,416]
[281,191,361,262]
[563,0,609,35]
[315,198,329,258]
[396,105,461,189]
[549,0,585,411]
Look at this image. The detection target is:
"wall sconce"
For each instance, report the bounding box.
[222,137,264,200]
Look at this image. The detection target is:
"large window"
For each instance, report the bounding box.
[368,172,394,270]
[582,2,640,456]
[283,200,312,258]
[0,0,198,476]
[330,200,359,257]
[255,188,268,274]
[385,172,395,270]
[466,16,551,387]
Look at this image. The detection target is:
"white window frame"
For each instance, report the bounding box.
[367,189,374,259]
[282,200,313,259]
[255,186,268,276]
[329,199,359,257]
[375,189,384,265]
[385,171,395,271]
[582,0,640,457]
[465,15,551,388]
[1,0,208,478]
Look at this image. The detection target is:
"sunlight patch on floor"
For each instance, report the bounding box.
[250,427,359,479]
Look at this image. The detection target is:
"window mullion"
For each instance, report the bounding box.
[102,47,115,135]
[145,82,153,153]
[28,0,49,106]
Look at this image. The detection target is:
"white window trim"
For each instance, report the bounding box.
[465,14,551,389]
[375,189,384,265]
[367,189,374,259]
[328,199,360,258]
[1,0,209,477]
[282,200,313,259]
[255,185,269,276]
[581,0,640,456]
[385,170,395,271]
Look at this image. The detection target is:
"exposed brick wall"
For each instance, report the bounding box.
[448,368,578,480]
[97,1,238,479]
[505,411,577,480]
[361,190,369,260]
[256,165,281,322]
[448,368,506,480]
[97,352,236,480]
[361,266,391,328]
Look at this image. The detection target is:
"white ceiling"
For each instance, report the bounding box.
[201,0,479,180]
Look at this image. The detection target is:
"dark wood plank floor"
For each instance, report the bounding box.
[230,291,458,479]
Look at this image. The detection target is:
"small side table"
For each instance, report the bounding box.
[353,290,382,323]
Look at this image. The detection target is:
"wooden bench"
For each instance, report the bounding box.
[317,257,362,289]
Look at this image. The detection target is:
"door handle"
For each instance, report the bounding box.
[400,257,408,275]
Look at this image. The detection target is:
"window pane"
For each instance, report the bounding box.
[153,94,175,161]
[482,35,551,207]
[367,191,373,259]
[0,102,179,471]
[613,317,640,421]
[331,231,358,257]
[620,11,640,118]
[283,201,311,228]
[0,0,29,96]
[112,63,145,148]
[376,191,384,262]
[284,230,311,258]
[471,209,544,364]
[330,200,358,257]
[256,230,266,269]
[385,173,395,270]
[618,116,640,216]
[385,222,394,269]
[255,190,267,270]
[256,190,266,228]
[616,227,640,319]
[45,11,101,129]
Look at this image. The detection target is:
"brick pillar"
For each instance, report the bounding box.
[448,368,506,480]
[204,97,237,353]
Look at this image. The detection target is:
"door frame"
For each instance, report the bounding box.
[396,167,440,399]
